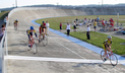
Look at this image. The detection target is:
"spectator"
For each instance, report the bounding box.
[96,16,100,26]
[119,23,123,29]
[46,21,49,35]
[76,18,79,26]
[122,28,125,35]
[102,19,106,31]
[88,19,92,24]
[86,25,91,40]
[4,16,8,25]
[76,18,78,22]
[97,16,100,22]
[66,22,70,36]
[84,18,87,25]
[0,24,5,41]
[109,18,114,31]
[73,21,77,32]
[93,19,97,31]
[59,22,62,31]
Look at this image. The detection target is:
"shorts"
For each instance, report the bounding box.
[60,26,62,30]
[74,25,76,29]
[29,32,33,36]
[94,26,96,29]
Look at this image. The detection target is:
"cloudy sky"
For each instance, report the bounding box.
[0,0,125,8]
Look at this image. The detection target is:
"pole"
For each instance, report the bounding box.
[117,13,119,29]
[102,0,103,7]
[15,0,17,8]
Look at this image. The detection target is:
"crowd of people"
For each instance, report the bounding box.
[58,16,125,40]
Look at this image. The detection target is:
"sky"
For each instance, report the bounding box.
[0,0,125,8]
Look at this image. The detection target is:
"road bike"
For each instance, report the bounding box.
[39,34,48,46]
[100,49,118,66]
[28,38,38,54]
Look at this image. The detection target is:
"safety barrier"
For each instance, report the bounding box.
[0,20,8,73]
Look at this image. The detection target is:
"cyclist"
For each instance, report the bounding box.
[39,21,46,42]
[14,19,18,30]
[103,35,112,61]
[26,26,37,48]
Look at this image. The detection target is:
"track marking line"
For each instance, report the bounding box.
[58,43,85,59]
[5,55,123,64]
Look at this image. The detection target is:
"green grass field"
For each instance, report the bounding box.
[0,11,9,20]
[70,31,125,55]
[36,15,125,55]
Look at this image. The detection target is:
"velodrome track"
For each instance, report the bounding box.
[5,7,125,73]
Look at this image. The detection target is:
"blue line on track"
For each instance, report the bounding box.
[32,18,125,65]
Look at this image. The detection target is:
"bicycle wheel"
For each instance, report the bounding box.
[32,43,37,54]
[109,54,118,66]
[42,35,48,46]
[100,50,105,61]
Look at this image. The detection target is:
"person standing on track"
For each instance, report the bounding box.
[66,22,70,36]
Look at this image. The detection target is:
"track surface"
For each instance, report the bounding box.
[6,7,125,73]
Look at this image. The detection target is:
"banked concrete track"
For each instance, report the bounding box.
[5,7,125,73]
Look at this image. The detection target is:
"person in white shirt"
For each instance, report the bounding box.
[46,21,49,35]
[66,23,70,36]
[86,25,91,40]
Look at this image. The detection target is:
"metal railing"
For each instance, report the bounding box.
[0,20,8,73]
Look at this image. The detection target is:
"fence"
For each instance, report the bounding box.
[0,20,8,73]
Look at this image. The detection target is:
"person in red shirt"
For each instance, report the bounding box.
[60,22,62,31]
[102,19,105,31]
[109,18,114,31]
[39,21,46,42]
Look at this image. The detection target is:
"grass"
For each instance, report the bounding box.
[0,11,9,20]
[70,31,125,55]
[36,15,125,55]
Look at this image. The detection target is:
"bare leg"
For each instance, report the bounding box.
[104,49,108,58]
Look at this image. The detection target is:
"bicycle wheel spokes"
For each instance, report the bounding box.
[100,50,106,61]
[32,43,37,54]
[42,35,48,46]
[110,54,118,66]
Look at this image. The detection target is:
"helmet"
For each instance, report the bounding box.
[107,36,112,39]
[42,21,44,23]
[30,26,34,30]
